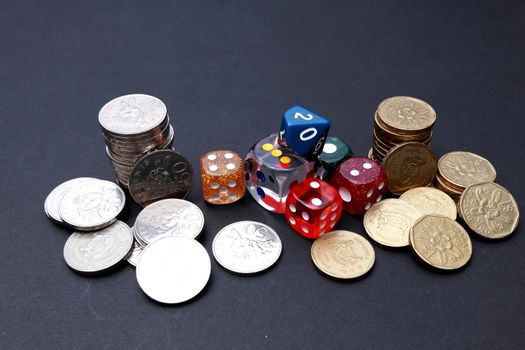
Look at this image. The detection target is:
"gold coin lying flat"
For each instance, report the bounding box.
[364,199,423,247]
[400,187,457,220]
[382,142,437,195]
[410,215,472,270]
[459,182,519,239]
[438,151,497,189]
[311,230,375,279]
[376,96,436,132]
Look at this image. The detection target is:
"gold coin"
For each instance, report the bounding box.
[437,151,497,189]
[459,182,519,239]
[399,187,457,220]
[374,117,432,141]
[376,96,436,132]
[409,215,472,270]
[364,199,423,247]
[367,147,374,160]
[311,230,375,279]
[382,142,437,195]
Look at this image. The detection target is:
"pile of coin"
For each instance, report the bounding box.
[369,96,436,163]
[98,94,174,188]
[436,151,497,201]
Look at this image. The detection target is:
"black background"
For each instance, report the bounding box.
[1,1,524,349]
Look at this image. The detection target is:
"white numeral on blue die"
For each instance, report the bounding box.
[279,106,330,160]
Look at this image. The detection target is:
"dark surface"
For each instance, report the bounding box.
[1,1,524,349]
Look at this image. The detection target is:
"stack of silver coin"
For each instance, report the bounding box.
[98,94,174,187]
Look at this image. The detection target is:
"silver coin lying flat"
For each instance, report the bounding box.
[127,240,144,267]
[133,199,204,245]
[63,220,134,274]
[136,236,211,304]
[128,149,193,207]
[58,179,126,231]
[212,221,282,274]
[44,177,98,225]
[98,94,167,135]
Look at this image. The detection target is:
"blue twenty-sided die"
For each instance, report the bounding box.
[278,105,331,160]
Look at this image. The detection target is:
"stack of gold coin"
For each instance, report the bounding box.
[370,96,436,163]
[435,151,497,201]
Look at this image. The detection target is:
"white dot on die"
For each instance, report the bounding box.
[211,182,219,189]
[319,230,326,236]
[378,182,384,190]
[339,188,352,202]
[224,153,234,159]
[363,162,372,169]
[330,213,337,221]
[350,169,360,176]
[210,196,220,201]
[229,194,237,200]
[331,203,338,212]
[367,189,373,198]
[226,163,236,170]
[330,221,336,228]
[365,202,372,210]
[302,226,309,233]
[220,188,228,194]
[302,212,310,221]
[320,212,328,220]
[228,181,236,187]
[209,164,218,172]
[311,198,322,206]
[207,154,217,161]
[323,143,337,154]
[289,217,296,225]
[289,204,296,212]
[376,194,383,202]
[320,221,327,228]
[310,181,320,189]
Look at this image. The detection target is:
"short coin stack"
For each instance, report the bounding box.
[370,96,436,163]
[436,151,497,201]
[98,94,174,188]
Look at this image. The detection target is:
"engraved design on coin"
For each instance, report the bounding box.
[44,177,97,224]
[136,236,211,304]
[438,151,496,188]
[410,215,472,270]
[459,182,519,239]
[98,94,167,135]
[364,199,423,247]
[311,231,375,279]
[58,179,125,231]
[377,96,436,131]
[399,187,457,220]
[212,221,282,274]
[134,199,204,245]
[63,221,133,273]
[129,150,193,206]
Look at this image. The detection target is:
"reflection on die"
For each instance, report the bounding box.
[200,150,245,204]
[285,178,343,239]
[329,157,388,215]
[244,133,314,213]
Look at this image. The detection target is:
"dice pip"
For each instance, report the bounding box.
[329,157,387,214]
[285,178,343,239]
[244,133,314,213]
[278,106,330,160]
[200,150,245,204]
[316,136,353,181]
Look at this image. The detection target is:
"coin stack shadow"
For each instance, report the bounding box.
[370,97,435,163]
[101,115,174,188]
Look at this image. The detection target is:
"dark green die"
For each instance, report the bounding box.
[316,136,353,180]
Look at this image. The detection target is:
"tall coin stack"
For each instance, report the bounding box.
[369,96,436,163]
[98,94,174,188]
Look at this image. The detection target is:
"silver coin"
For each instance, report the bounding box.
[136,236,211,304]
[128,149,193,206]
[103,115,171,142]
[58,179,126,231]
[98,94,167,135]
[212,221,282,274]
[44,177,98,225]
[134,199,204,245]
[127,240,144,267]
[63,220,134,274]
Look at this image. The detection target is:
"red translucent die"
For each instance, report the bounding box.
[329,157,387,214]
[284,178,343,239]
